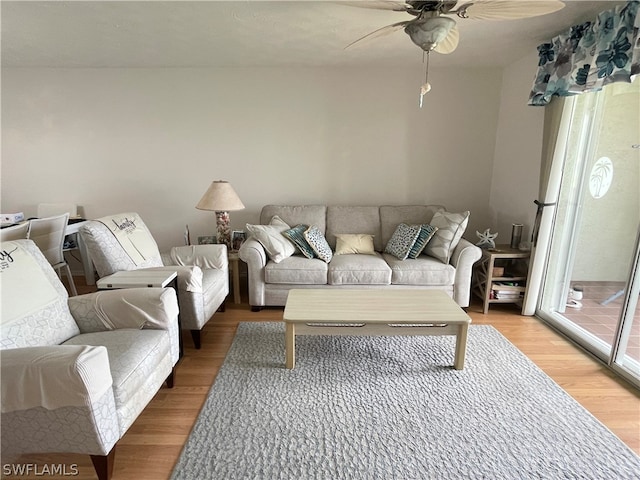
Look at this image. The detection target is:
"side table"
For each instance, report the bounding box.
[472,245,530,314]
[97,270,183,357]
[97,270,177,289]
[228,252,241,304]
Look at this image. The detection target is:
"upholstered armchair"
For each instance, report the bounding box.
[79,213,229,348]
[0,239,180,480]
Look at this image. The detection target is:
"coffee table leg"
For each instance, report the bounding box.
[454,323,469,370]
[285,322,296,369]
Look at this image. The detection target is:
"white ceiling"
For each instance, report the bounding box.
[1,0,624,69]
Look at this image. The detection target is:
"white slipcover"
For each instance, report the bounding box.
[80,214,229,344]
[0,239,179,479]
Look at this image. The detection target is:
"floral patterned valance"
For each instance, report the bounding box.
[529,1,639,106]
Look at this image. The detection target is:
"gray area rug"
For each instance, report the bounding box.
[171,322,640,479]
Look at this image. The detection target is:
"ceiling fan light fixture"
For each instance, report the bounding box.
[404,16,456,52]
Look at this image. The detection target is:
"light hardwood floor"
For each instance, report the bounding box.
[2,280,639,480]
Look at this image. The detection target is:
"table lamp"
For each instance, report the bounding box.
[196,180,245,249]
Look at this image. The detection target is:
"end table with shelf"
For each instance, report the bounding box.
[228,251,241,304]
[472,245,530,314]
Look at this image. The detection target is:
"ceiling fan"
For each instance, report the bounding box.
[344,0,566,54]
[342,1,565,106]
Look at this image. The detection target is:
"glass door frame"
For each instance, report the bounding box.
[610,228,640,387]
[534,84,640,389]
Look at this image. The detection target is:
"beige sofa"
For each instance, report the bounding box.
[238,205,482,310]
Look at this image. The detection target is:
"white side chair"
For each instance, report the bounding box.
[37,203,80,251]
[28,213,78,296]
[0,222,29,241]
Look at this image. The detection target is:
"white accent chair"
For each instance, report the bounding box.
[79,213,229,349]
[27,213,78,296]
[0,222,29,241]
[37,203,81,252]
[0,239,180,480]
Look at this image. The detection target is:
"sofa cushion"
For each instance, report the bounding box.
[265,256,328,285]
[260,205,326,234]
[328,253,391,285]
[384,223,421,260]
[424,211,470,264]
[334,234,376,255]
[379,205,445,247]
[408,224,438,259]
[384,253,455,285]
[326,206,381,251]
[304,226,333,263]
[245,216,296,264]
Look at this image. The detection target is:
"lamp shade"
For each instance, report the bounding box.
[196,181,245,212]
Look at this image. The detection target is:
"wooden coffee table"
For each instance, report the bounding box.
[283,289,471,370]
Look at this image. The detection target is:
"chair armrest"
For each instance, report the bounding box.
[138,265,203,293]
[165,244,229,271]
[69,288,179,332]
[450,238,482,307]
[1,345,113,413]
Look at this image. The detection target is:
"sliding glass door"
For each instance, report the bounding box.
[537,78,640,387]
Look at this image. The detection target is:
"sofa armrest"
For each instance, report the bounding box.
[450,238,482,307]
[1,345,113,413]
[238,238,267,307]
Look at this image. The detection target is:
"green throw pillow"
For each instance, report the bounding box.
[282,224,316,259]
[407,224,438,259]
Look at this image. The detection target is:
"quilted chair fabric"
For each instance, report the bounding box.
[79,213,229,348]
[0,239,179,480]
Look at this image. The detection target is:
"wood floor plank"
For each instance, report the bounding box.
[2,283,638,479]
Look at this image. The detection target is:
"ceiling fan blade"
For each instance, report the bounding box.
[433,24,459,54]
[454,0,564,20]
[335,1,413,12]
[345,20,411,49]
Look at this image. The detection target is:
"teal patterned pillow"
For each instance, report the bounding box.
[283,224,316,259]
[384,223,421,260]
[407,224,438,259]
[303,225,333,263]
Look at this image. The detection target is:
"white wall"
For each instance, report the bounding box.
[2,65,506,251]
[490,52,545,247]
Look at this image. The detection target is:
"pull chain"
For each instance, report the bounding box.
[420,51,431,108]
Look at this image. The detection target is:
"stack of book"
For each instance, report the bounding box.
[491,281,525,300]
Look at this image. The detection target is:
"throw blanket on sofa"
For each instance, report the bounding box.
[97,213,159,266]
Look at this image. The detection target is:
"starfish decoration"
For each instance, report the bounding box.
[476,228,498,249]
